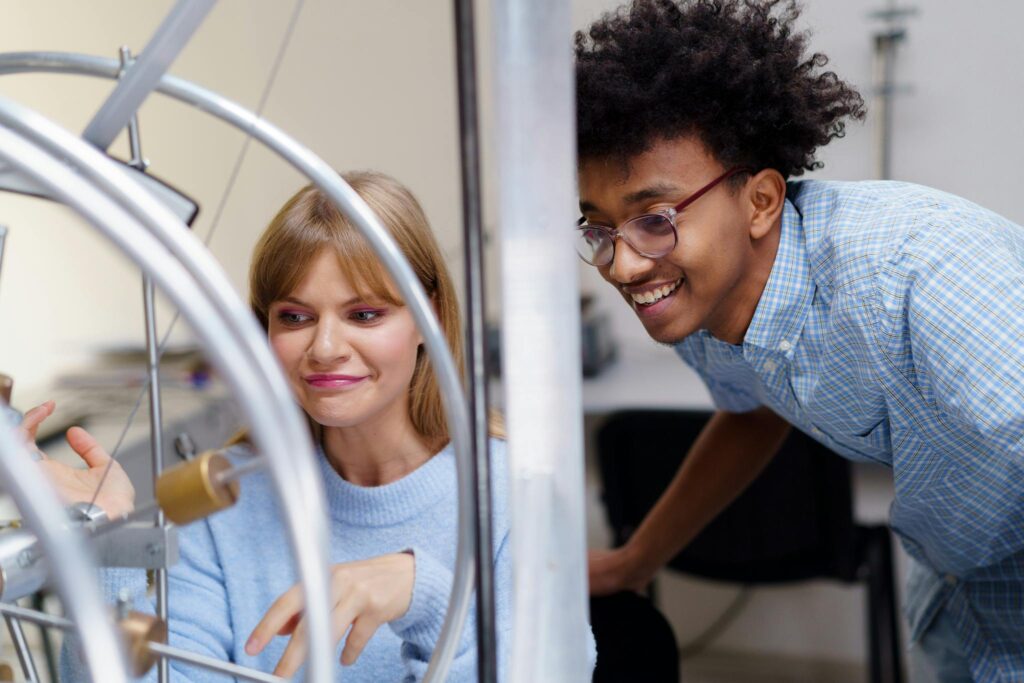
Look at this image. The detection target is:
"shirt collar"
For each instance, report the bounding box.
[742,197,815,356]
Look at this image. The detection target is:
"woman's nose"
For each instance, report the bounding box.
[307,320,351,365]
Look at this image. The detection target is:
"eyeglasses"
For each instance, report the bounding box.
[574,167,753,267]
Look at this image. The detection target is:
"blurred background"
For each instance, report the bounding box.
[0,1,1021,681]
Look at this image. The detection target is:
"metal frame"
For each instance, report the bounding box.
[493,1,592,680]
[0,49,476,681]
[0,99,335,683]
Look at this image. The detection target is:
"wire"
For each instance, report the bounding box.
[86,0,306,510]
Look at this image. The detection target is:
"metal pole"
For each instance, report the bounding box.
[82,0,217,150]
[3,614,40,683]
[452,0,497,680]
[148,642,286,683]
[0,225,7,296]
[119,45,170,683]
[493,0,590,680]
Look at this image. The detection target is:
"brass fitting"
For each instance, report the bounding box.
[155,451,240,526]
[118,610,167,677]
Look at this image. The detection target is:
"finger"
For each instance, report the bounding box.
[272,618,307,678]
[340,617,378,667]
[19,401,55,441]
[65,427,112,469]
[246,587,304,655]
[277,613,301,636]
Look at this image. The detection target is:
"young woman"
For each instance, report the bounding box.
[26,171,589,681]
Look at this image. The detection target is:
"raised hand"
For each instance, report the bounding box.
[21,401,136,519]
[246,552,415,676]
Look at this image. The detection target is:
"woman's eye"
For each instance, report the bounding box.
[351,309,383,323]
[277,311,311,325]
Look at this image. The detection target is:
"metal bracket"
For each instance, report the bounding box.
[0,159,198,226]
[93,523,179,569]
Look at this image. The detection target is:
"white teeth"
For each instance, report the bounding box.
[630,278,682,305]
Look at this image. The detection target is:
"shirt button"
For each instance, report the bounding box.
[764,360,777,372]
[944,574,957,586]
[811,426,822,436]
[778,340,792,352]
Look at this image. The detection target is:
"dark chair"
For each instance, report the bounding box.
[596,409,904,683]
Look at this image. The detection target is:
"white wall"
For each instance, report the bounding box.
[0,0,463,396]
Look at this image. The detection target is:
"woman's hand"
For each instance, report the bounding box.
[22,402,136,519]
[246,553,415,676]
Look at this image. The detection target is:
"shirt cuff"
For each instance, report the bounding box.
[388,547,457,649]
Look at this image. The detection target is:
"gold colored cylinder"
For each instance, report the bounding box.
[118,611,167,677]
[155,451,240,525]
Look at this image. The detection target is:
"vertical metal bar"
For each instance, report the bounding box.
[121,45,170,683]
[0,225,8,298]
[82,0,217,150]
[493,1,590,681]
[452,0,498,680]
[4,614,40,682]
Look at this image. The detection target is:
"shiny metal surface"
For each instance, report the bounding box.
[3,613,40,683]
[452,0,497,679]
[0,101,333,683]
[81,0,216,150]
[493,0,591,680]
[0,406,130,682]
[0,50,476,680]
[0,529,46,602]
[148,641,286,683]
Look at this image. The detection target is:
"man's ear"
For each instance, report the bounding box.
[746,169,786,241]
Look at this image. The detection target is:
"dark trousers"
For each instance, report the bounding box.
[590,592,680,682]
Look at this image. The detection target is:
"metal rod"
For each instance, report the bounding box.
[147,642,285,683]
[215,455,265,485]
[493,0,591,680]
[86,500,162,538]
[0,602,72,631]
[452,0,497,679]
[4,613,40,683]
[82,0,217,150]
[0,55,475,682]
[119,44,171,683]
[0,225,8,299]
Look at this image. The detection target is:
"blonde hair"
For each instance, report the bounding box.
[244,170,501,450]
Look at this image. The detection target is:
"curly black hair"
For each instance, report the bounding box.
[575,0,865,177]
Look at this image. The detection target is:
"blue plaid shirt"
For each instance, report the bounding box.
[675,180,1024,681]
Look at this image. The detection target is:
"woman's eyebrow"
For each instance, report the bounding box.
[275,295,364,307]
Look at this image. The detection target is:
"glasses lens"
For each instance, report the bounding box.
[623,214,676,258]
[575,226,613,265]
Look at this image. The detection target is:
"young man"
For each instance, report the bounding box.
[575,1,1024,681]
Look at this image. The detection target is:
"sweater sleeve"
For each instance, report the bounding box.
[59,519,236,683]
[387,528,514,683]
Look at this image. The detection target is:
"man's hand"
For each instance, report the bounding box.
[246,553,416,676]
[588,545,653,596]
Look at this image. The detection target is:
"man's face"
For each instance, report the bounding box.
[578,135,761,345]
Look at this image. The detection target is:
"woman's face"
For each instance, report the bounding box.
[267,249,422,432]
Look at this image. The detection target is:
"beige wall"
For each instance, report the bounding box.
[0,0,463,394]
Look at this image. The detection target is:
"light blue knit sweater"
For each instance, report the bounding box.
[62,437,595,681]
